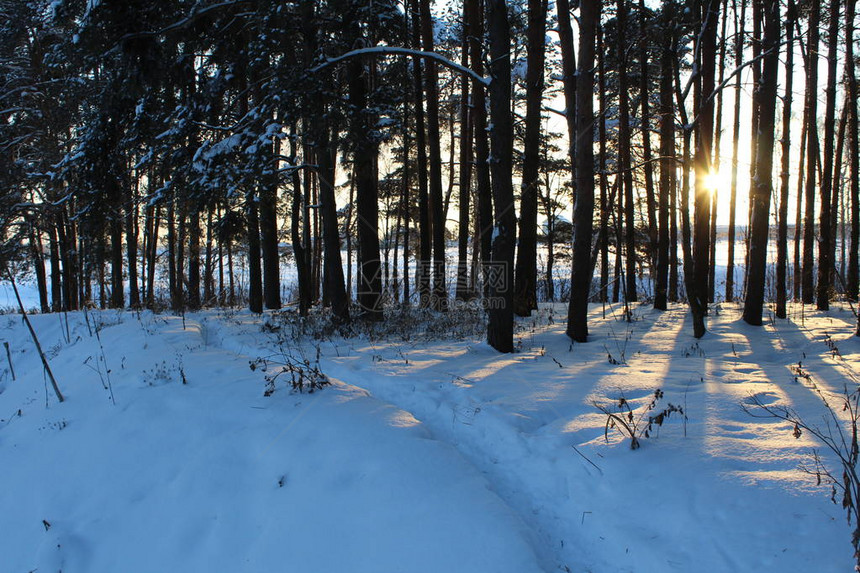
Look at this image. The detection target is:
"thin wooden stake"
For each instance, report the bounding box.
[3,341,15,380]
[5,264,63,402]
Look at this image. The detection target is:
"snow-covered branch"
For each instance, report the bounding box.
[310,46,490,87]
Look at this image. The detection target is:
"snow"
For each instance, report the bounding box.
[313,46,489,87]
[0,309,540,573]
[0,302,857,572]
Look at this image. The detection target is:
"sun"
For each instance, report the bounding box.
[703,169,724,195]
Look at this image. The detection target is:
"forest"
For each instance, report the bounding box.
[5,2,860,571]
[1,0,855,352]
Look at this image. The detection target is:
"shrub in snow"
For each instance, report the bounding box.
[142,357,187,386]
[266,303,487,343]
[251,348,329,395]
[745,376,860,570]
[594,389,686,450]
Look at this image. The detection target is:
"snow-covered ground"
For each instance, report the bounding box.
[0,301,857,572]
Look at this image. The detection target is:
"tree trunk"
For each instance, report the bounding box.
[832,100,849,286]
[847,0,860,303]
[318,129,350,323]
[708,0,728,303]
[817,0,841,310]
[726,0,745,303]
[349,55,384,320]
[776,0,796,319]
[486,0,516,353]
[187,208,201,310]
[567,0,599,342]
[96,234,105,308]
[260,137,281,311]
[48,217,61,311]
[514,0,547,317]
[290,130,312,316]
[204,207,214,305]
[456,1,473,302]
[742,0,762,300]
[165,180,176,307]
[618,0,637,303]
[301,2,348,323]
[691,0,719,336]
[468,0,493,299]
[794,119,807,300]
[217,205,224,306]
[67,213,79,310]
[246,190,263,314]
[743,0,780,325]
[672,19,705,337]
[110,215,124,309]
[598,23,609,303]
[145,204,159,309]
[177,205,186,309]
[614,177,623,304]
[29,222,49,313]
[126,172,140,308]
[346,169,354,302]
[802,1,820,304]
[639,0,657,287]
[669,161,679,301]
[655,5,675,311]
[401,97,411,305]
[419,0,447,309]
[409,0,432,307]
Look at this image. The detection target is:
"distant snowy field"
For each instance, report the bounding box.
[0,301,856,572]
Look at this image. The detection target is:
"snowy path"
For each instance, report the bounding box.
[285,303,857,572]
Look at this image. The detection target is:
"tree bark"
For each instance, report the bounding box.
[743,0,780,325]
[655,5,675,311]
[349,55,384,320]
[816,0,841,310]
[486,0,516,353]
[109,214,124,309]
[741,0,762,300]
[419,0,447,309]
[301,2,348,323]
[468,0,493,299]
[28,222,49,313]
[794,118,807,300]
[456,1,473,302]
[618,0,637,303]
[832,100,849,285]
[48,217,61,311]
[567,0,599,342]
[672,14,704,337]
[639,0,657,287]
[187,208,201,310]
[691,0,720,336]
[246,190,263,314]
[514,0,547,316]
[290,129,312,316]
[775,0,796,319]
[126,172,140,308]
[598,23,610,304]
[259,137,281,311]
[802,1,820,304]
[409,0,432,307]
[726,0,745,303]
[847,0,860,303]
[708,0,728,303]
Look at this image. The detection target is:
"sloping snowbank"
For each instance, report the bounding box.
[0,310,542,573]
